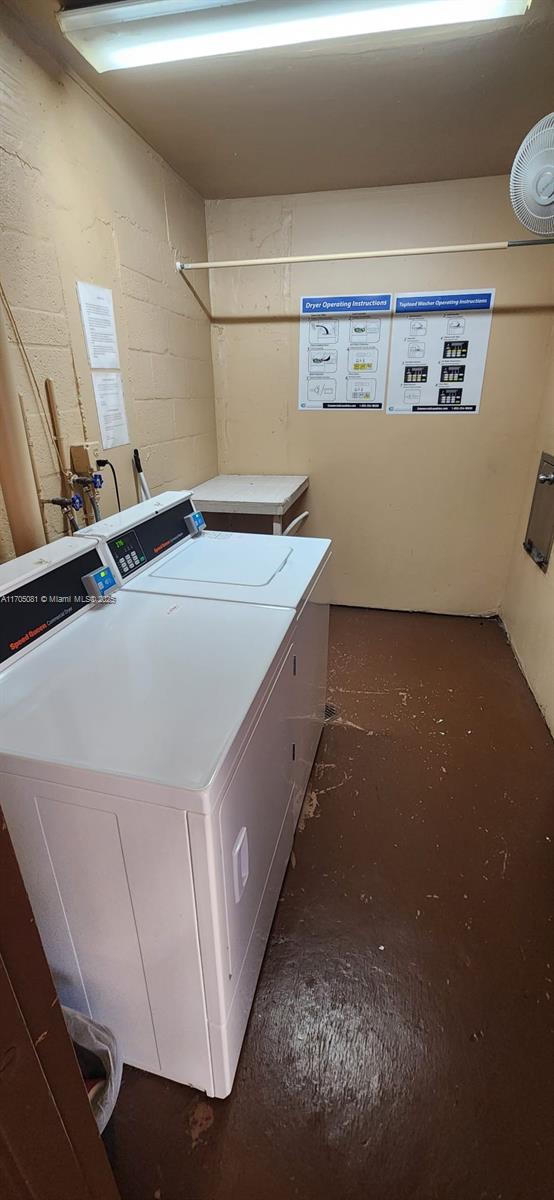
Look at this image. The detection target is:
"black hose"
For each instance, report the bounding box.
[96,459,122,512]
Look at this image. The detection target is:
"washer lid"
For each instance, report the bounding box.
[152,532,292,587]
[124,532,332,608]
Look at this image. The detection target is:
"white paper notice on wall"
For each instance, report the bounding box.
[298,293,392,410]
[77,281,120,370]
[387,289,495,415]
[92,372,129,449]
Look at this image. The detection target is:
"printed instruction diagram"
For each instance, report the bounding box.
[386,289,495,414]
[298,293,392,410]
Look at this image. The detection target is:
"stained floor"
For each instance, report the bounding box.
[105,608,554,1200]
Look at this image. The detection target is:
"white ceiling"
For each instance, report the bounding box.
[8,0,554,199]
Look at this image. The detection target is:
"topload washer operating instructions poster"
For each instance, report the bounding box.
[298,293,392,410]
[386,289,495,415]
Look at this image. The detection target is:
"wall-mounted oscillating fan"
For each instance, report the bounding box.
[510,112,554,236]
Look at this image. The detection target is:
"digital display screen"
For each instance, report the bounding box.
[108,530,147,577]
[107,499,195,579]
[0,548,102,666]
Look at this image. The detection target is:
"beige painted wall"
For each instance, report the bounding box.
[206,177,554,615]
[0,7,216,561]
[502,329,554,733]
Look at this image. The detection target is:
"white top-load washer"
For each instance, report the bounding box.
[76,491,332,816]
[75,490,330,609]
[0,537,306,1097]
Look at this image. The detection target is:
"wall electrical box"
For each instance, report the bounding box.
[523,451,554,573]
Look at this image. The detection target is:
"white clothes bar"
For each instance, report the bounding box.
[176,237,554,273]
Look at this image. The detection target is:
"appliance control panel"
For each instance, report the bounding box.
[82,564,118,601]
[109,530,147,578]
[106,497,197,579]
[0,547,103,667]
[184,510,206,537]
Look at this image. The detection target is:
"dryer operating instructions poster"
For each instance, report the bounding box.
[386,289,495,414]
[298,293,392,410]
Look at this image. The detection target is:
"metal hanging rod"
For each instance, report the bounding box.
[177,236,554,273]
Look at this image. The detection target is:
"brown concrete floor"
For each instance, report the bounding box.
[105,608,554,1200]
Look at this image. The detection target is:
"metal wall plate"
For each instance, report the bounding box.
[523,451,554,572]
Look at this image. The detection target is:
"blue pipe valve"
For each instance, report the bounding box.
[70,493,84,512]
[92,473,103,490]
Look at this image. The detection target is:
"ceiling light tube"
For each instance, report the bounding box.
[57,0,533,73]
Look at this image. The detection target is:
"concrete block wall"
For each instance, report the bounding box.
[0,8,217,561]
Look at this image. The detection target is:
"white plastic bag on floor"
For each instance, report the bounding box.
[62,1005,123,1133]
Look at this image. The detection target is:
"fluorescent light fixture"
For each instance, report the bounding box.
[57,0,533,73]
